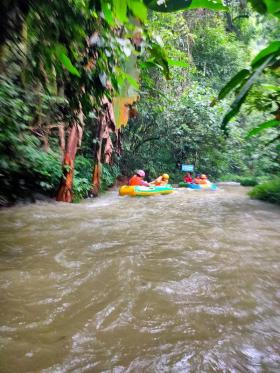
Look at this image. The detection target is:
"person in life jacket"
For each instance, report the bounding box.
[193,173,202,184]
[194,173,211,185]
[183,172,193,183]
[199,174,211,185]
[150,173,170,186]
[129,170,150,186]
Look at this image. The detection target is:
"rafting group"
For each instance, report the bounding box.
[119,170,217,196]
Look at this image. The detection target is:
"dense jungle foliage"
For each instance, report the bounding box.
[0,0,279,205]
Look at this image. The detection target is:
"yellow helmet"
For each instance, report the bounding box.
[162,173,169,179]
[200,174,207,179]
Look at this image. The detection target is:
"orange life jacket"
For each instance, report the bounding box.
[129,175,143,186]
[199,179,207,184]
[152,176,168,186]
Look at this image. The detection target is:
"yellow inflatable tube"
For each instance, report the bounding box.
[119,184,174,197]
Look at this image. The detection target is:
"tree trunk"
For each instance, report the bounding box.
[56,122,81,202]
[56,104,84,202]
[91,115,106,197]
[91,97,116,196]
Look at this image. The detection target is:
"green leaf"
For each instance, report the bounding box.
[251,41,280,68]
[246,120,280,138]
[167,59,189,67]
[101,1,115,26]
[144,0,227,12]
[264,0,280,15]
[55,44,80,77]
[249,0,267,14]
[124,73,140,90]
[188,0,228,11]
[231,56,274,110]
[149,43,170,79]
[113,0,128,22]
[221,99,246,132]
[221,56,274,129]
[217,69,250,100]
[260,84,280,92]
[127,0,147,22]
[144,0,192,12]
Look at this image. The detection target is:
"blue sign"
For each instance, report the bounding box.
[181,164,194,172]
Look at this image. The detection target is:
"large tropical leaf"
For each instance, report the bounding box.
[217,69,250,100]
[221,96,247,131]
[246,119,280,138]
[233,57,274,105]
[221,56,275,129]
[251,41,280,68]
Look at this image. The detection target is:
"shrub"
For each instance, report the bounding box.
[217,174,258,186]
[0,75,63,201]
[73,156,92,202]
[249,177,280,205]
[239,177,258,186]
[100,163,120,192]
[218,174,242,182]
[73,176,91,202]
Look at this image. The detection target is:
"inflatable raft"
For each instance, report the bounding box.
[178,181,218,190]
[119,184,174,197]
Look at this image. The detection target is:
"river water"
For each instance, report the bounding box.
[0,186,279,372]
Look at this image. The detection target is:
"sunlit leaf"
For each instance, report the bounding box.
[260,84,280,92]
[101,1,115,26]
[144,0,227,12]
[188,0,228,11]
[264,0,280,15]
[113,0,128,22]
[55,44,80,77]
[167,59,189,67]
[124,73,140,90]
[127,0,147,22]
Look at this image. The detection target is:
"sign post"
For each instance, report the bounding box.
[181,164,194,172]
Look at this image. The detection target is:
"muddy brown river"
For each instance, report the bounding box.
[0,186,280,372]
